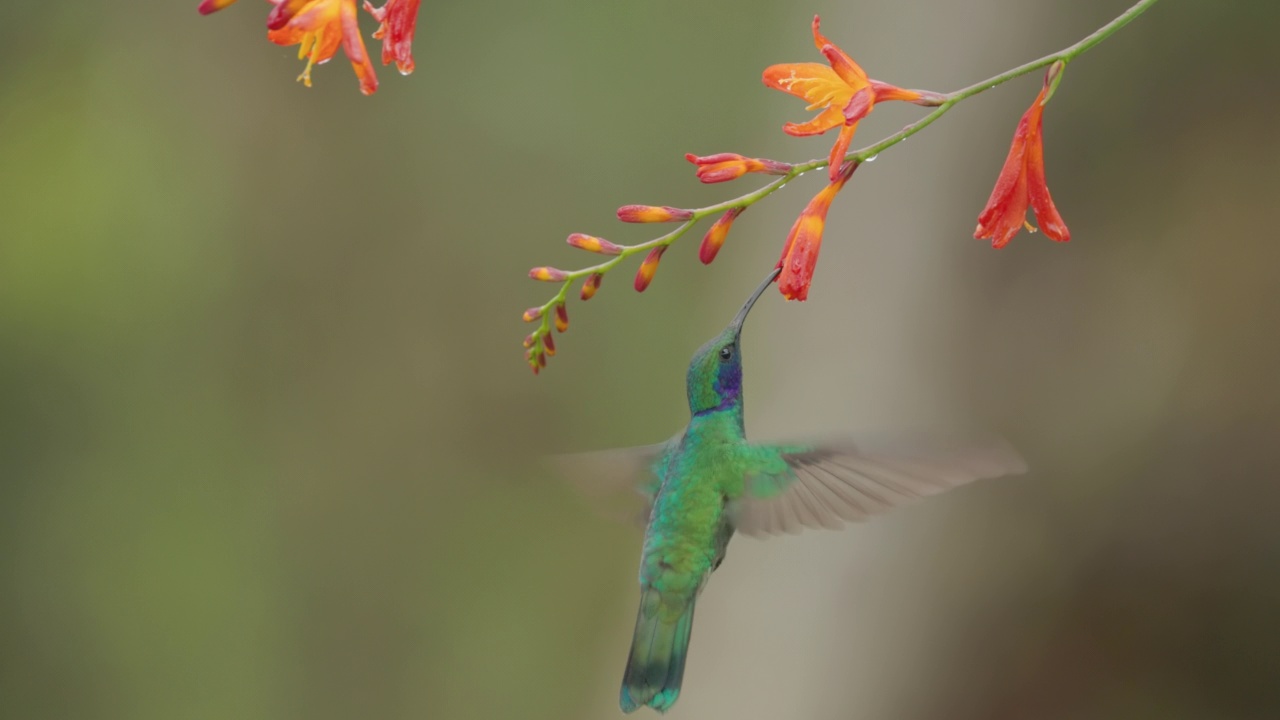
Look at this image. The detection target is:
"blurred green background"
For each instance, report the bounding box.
[1,1,1277,718]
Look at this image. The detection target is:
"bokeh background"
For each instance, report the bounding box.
[2,1,1277,718]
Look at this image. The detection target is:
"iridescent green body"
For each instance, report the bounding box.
[620,273,789,713]
[610,269,1026,713]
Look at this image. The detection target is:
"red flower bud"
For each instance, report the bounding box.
[522,306,544,322]
[529,266,569,282]
[554,304,569,333]
[566,233,624,255]
[634,246,667,292]
[684,153,792,184]
[522,333,536,348]
[616,205,694,223]
[699,208,743,265]
[580,273,603,301]
[197,0,239,14]
[542,332,556,356]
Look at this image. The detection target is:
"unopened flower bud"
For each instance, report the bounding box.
[529,266,569,282]
[580,273,603,301]
[554,304,569,333]
[542,332,556,356]
[699,208,743,265]
[566,233,623,255]
[522,306,544,322]
[616,205,694,223]
[522,333,536,348]
[684,153,792,184]
[634,246,667,292]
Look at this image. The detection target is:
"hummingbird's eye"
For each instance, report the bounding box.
[719,346,733,361]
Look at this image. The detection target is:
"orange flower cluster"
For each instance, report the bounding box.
[197,0,421,95]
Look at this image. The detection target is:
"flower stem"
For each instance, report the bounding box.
[522,0,1160,371]
[825,0,1161,170]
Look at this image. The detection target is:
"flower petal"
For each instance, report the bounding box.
[267,0,312,30]
[811,16,867,84]
[339,0,379,94]
[842,86,873,124]
[763,63,853,110]
[363,0,420,75]
[975,107,1034,237]
[819,43,869,91]
[1024,93,1070,242]
[826,122,858,181]
[782,106,844,137]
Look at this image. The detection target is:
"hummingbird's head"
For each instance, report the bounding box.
[686,268,781,415]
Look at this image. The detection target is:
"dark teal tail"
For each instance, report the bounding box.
[620,588,697,713]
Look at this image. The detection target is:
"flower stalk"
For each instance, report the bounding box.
[521,0,1161,373]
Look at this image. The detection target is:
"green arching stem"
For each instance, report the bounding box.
[525,0,1160,365]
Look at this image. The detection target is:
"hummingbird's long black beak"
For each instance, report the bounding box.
[729,267,782,335]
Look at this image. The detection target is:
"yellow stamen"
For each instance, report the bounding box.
[293,29,324,88]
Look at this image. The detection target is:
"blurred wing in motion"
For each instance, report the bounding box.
[547,437,678,527]
[732,436,1027,537]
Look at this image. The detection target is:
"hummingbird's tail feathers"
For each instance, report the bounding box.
[733,434,1027,536]
[620,588,697,714]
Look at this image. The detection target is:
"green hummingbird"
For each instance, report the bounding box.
[559,268,1026,714]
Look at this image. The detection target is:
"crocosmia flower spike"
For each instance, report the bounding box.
[974,66,1071,248]
[763,15,937,181]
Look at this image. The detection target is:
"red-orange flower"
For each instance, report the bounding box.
[775,162,856,301]
[763,16,932,181]
[199,0,421,94]
[363,0,421,75]
[974,79,1070,248]
[684,153,792,184]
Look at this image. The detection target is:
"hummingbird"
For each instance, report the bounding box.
[559,267,1026,714]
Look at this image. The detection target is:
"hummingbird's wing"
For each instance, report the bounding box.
[731,436,1027,536]
[547,437,679,527]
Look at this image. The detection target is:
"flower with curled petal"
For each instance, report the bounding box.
[763,15,936,181]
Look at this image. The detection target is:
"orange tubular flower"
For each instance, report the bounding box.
[684,153,792,184]
[764,15,930,181]
[775,162,856,301]
[974,77,1070,248]
[266,0,377,94]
